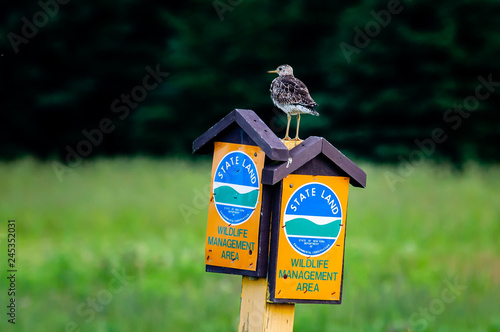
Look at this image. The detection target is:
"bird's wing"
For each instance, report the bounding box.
[271,76,318,108]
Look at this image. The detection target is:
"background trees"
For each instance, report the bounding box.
[2,0,499,162]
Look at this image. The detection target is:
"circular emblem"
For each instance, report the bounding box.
[283,182,343,257]
[213,151,260,225]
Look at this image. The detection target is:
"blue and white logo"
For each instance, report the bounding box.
[213,151,260,225]
[283,182,343,257]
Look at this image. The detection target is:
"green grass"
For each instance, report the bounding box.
[0,157,499,331]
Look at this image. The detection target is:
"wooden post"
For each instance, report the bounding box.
[239,276,295,332]
[281,139,303,151]
[264,301,295,331]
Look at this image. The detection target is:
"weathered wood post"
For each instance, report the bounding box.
[193,109,366,331]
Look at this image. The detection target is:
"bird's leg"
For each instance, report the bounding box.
[283,114,291,141]
[293,114,301,141]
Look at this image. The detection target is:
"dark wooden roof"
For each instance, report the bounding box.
[192,109,289,161]
[261,136,367,188]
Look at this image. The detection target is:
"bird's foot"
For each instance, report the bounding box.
[292,137,302,142]
[282,136,292,141]
[282,138,303,150]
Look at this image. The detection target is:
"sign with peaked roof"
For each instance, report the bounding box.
[265,136,366,304]
[193,109,289,277]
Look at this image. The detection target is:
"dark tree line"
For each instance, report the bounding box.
[1,0,499,163]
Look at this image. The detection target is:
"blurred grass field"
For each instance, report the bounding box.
[0,157,499,331]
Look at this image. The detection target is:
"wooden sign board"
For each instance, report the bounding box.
[268,174,350,304]
[205,142,266,275]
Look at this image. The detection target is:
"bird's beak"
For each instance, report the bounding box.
[267,70,278,74]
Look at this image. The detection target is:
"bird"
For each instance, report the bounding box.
[268,64,319,141]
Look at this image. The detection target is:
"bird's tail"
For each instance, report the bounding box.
[310,103,319,116]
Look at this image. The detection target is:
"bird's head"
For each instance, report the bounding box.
[268,64,293,76]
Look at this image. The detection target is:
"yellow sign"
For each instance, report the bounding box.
[205,142,265,271]
[273,174,350,302]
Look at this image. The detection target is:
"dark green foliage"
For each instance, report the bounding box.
[1,0,499,162]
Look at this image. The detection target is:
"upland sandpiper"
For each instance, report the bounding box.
[268,64,319,141]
